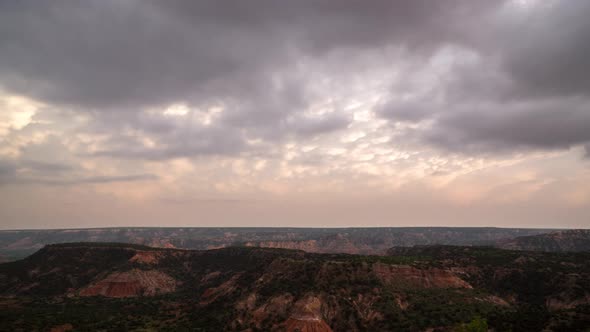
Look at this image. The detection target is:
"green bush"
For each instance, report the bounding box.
[454,316,488,332]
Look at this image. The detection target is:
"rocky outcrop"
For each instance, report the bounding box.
[0,227,557,262]
[3,243,590,331]
[79,269,177,297]
[49,324,73,332]
[245,234,380,255]
[546,295,590,311]
[246,240,324,253]
[129,251,164,265]
[497,229,590,252]
[373,263,472,289]
[283,295,333,332]
[199,273,242,305]
[252,294,294,326]
[350,293,385,321]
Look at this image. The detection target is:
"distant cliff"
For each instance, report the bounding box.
[0,226,555,261]
[496,229,590,252]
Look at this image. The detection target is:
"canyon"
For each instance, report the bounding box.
[1,242,589,331]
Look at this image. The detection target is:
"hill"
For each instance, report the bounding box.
[1,243,589,331]
[496,229,590,252]
[0,227,556,262]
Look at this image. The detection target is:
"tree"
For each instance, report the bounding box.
[455,316,488,332]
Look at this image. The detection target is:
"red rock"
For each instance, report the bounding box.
[49,323,73,332]
[129,251,163,265]
[283,295,333,332]
[373,263,472,289]
[79,269,177,297]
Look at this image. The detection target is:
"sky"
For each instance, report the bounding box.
[1,0,589,229]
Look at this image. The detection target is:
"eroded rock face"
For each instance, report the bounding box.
[129,251,164,265]
[254,294,294,325]
[79,269,177,297]
[245,236,377,255]
[350,293,384,322]
[49,324,73,332]
[480,295,510,307]
[246,240,322,253]
[373,263,472,289]
[284,295,333,332]
[3,243,590,331]
[497,229,590,252]
[200,271,222,283]
[546,290,590,311]
[199,273,242,305]
[236,293,259,311]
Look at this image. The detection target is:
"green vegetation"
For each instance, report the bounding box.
[1,243,589,331]
[454,317,488,332]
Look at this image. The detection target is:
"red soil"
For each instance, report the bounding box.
[373,263,472,289]
[79,269,177,297]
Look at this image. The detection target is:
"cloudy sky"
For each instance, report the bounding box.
[1,0,589,229]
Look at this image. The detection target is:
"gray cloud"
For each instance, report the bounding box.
[287,113,350,137]
[379,95,590,154]
[0,159,70,178]
[91,124,247,160]
[424,99,590,153]
[3,0,590,159]
[10,174,158,186]
[374,1,590,155]
[377,101,438,123]
[498,2,590,98]
[0,0,490,108]
[57,174,158,185]
[0,1,500,159]
[0,158,156,186]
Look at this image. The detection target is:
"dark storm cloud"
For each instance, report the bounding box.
[2,0,505,163]
[3,0,589,158]
[379,96,590,154]
[0,0,499,157]
[152,1,496,53]
[377,101,437,123]
[424,100,590,153]
[0,0,492,108]
[287,113,350,137]
[376,1,590,155]
[498,2,590,98]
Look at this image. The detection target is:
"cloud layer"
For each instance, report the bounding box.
[1,0,589,228]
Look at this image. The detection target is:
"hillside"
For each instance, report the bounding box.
[1,243,590,331]
[496,229,590,252]
[0,227,556,261]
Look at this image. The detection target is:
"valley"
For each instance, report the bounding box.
[1,242,589,331]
